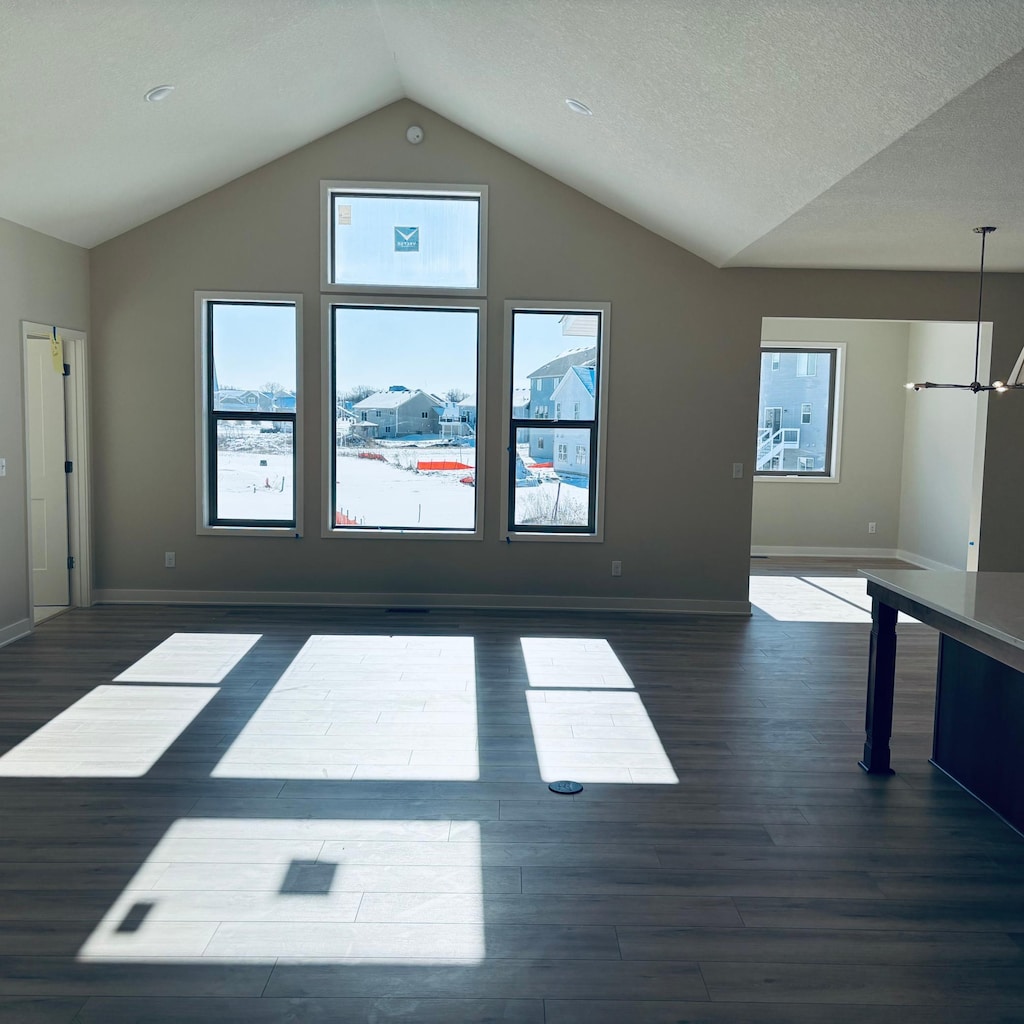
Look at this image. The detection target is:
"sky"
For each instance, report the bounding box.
[211,302,296,391]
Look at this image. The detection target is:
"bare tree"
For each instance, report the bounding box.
[339,384,378,403]
[444,387,468,403]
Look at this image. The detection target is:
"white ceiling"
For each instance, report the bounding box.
[4,0,1024,270]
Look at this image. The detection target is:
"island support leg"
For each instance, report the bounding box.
[859,597,897,774]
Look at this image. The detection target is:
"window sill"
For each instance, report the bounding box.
[504,530,604,543]
[197,526,302,538]
[321,527,483,541]
[754,475,840,485]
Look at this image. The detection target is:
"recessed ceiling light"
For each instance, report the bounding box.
[144,85,175,103]
[565,98,593,116]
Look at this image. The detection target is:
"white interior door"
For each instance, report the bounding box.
[26,333,70,607]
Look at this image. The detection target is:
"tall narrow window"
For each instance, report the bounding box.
[756,347,839,478]
[196,295,301,531]
[506,305,609,537]
[328,302,484,535]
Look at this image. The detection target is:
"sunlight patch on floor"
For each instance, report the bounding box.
[520,637,633,688]
[113,633,262,684]
[750,576,919,623]
[78,818,484,963]
[0,685,218,776]
[211,635,479,780]
[522,638,677,784]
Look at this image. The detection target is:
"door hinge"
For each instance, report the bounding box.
[67,555,75,570]
[64,460,73,474]
[63,363,71,376]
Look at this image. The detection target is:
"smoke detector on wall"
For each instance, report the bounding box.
[406,125,424,144]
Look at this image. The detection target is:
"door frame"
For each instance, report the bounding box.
[21,321,92,615]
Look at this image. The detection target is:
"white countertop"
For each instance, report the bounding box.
[860,570,1024,653]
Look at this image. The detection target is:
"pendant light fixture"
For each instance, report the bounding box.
[906,225,1024,393]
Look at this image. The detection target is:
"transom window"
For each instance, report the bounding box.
[322,182,486,294]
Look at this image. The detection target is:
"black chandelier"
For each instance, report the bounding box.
[906,226,1024,393]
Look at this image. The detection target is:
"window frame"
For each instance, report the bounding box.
[502,300,610,542]
[755,342,845,484]
[320,181,488,297]
[194,292,303,537]
[321,295,487,540]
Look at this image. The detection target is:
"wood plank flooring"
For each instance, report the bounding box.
[0,563,1022,1022]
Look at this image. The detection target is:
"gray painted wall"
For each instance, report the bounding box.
[17,99,1019,615]
[0,217,89,641]
[898,321,987,570]
[89,100,750,608]
[752,318,910,551]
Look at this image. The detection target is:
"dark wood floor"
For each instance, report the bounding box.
[1,566,1022,1022]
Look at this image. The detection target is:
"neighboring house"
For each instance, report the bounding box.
[439,398,476,439]
[214,388,296,413]
[526,345,597,459]
[756,351,832,471]
[512,387,531,419]
[551,365,596,480]
[214,388,271,412]
[354,386,441,437]
[271,389,296,412]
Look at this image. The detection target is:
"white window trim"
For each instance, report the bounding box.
[321,295,487,540]
[754,341,846,485]
[320,180,488,297]
[194,291,304,537]
[501,299,610,543]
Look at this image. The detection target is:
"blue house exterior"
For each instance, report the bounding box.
[757,349,835,472]
[526,346,596,459]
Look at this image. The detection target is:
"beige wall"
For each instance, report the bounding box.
[898,321,988,570]
[88,100,754,611]
[0,217,89,642]
[751,318,909,551]
[84,101,1024,609]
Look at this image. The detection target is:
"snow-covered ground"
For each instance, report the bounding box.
[336,448,477,529]
[217,452,293,521]
[215,438,588,528]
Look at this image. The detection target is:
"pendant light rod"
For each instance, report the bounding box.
[972,226,994,387]
[905,224,1024,394]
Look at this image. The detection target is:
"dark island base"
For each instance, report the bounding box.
[933,634,1024,835]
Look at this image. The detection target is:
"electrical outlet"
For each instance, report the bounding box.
[732,462,743,479]
[611,560,622,577]
[164,551,176,568]
[0,457,6,477]
[868,522,877,534]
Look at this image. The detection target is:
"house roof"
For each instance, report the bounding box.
[568,366,596,398]
[4,2,1024,270]
[355,389,434,410]
[528,347,597,381]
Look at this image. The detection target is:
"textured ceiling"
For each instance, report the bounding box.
[3,0,1024,269]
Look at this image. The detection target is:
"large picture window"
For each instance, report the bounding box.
[505,305,609,538]
[326,301,485,536]
[196,295,301,532]
[322,182,486,294]
[756,347,840,478]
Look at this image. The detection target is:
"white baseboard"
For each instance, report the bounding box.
[0,618,32,650]
[893,549,961,572]
[93,588,751,617]
[751,546,902,559]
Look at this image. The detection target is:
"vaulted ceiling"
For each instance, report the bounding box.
[4,0,1024,270]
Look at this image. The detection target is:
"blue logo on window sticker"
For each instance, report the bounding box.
[394,226,419,252]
